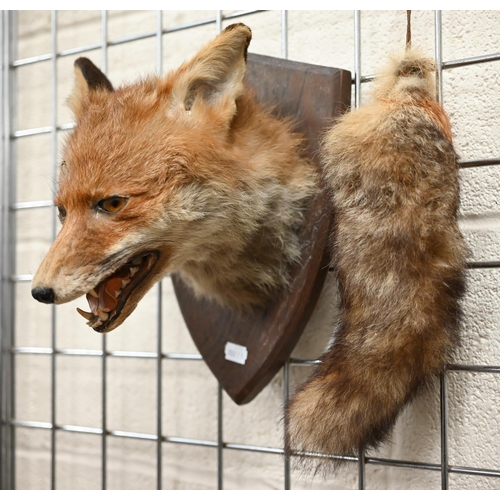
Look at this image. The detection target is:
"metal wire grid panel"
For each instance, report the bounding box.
[1,9,499,490]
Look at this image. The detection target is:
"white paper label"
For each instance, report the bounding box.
[224,342,248,365]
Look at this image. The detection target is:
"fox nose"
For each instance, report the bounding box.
[32,286,55,304]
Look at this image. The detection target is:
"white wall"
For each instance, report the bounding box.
[11,10,500,489]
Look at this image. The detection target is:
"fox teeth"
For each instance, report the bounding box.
[114,289,122,298]
[129,266,139,278]
[132,257,143,266]
[88,289,99,298]
[77,307,95,321]
[121,278,131,288]
[76,307,106,328]
[97,309,109,321]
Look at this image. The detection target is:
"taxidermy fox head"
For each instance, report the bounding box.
[31,24,317,333]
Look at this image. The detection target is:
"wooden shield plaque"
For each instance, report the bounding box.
[172,53,351,404]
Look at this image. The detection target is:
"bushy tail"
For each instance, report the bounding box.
[285,48,468,466]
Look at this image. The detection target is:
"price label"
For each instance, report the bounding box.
[224,342,248,365]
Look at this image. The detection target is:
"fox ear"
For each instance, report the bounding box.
[169,23,252,122]
[68,57,114,117]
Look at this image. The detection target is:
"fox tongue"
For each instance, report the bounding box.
[100,277,122,311]
[86,268,132,315]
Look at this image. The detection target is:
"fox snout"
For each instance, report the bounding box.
[31,286,56,304]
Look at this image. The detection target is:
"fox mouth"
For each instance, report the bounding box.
[77,251,159,332]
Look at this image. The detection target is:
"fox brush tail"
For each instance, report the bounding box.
[285,48,467,465]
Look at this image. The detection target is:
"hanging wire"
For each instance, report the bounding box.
[406,10,412,49]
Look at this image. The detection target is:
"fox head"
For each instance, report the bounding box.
[31,24,253,332]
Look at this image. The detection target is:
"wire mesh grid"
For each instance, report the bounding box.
[1,9,500,490]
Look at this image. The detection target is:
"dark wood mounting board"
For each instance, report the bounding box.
[172,53,351,405]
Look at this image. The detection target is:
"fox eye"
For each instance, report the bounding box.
[97,196,128,214]
[57,206,67,222]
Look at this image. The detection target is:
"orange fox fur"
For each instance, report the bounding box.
[285,48,468,465]
[31,24,317,332]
